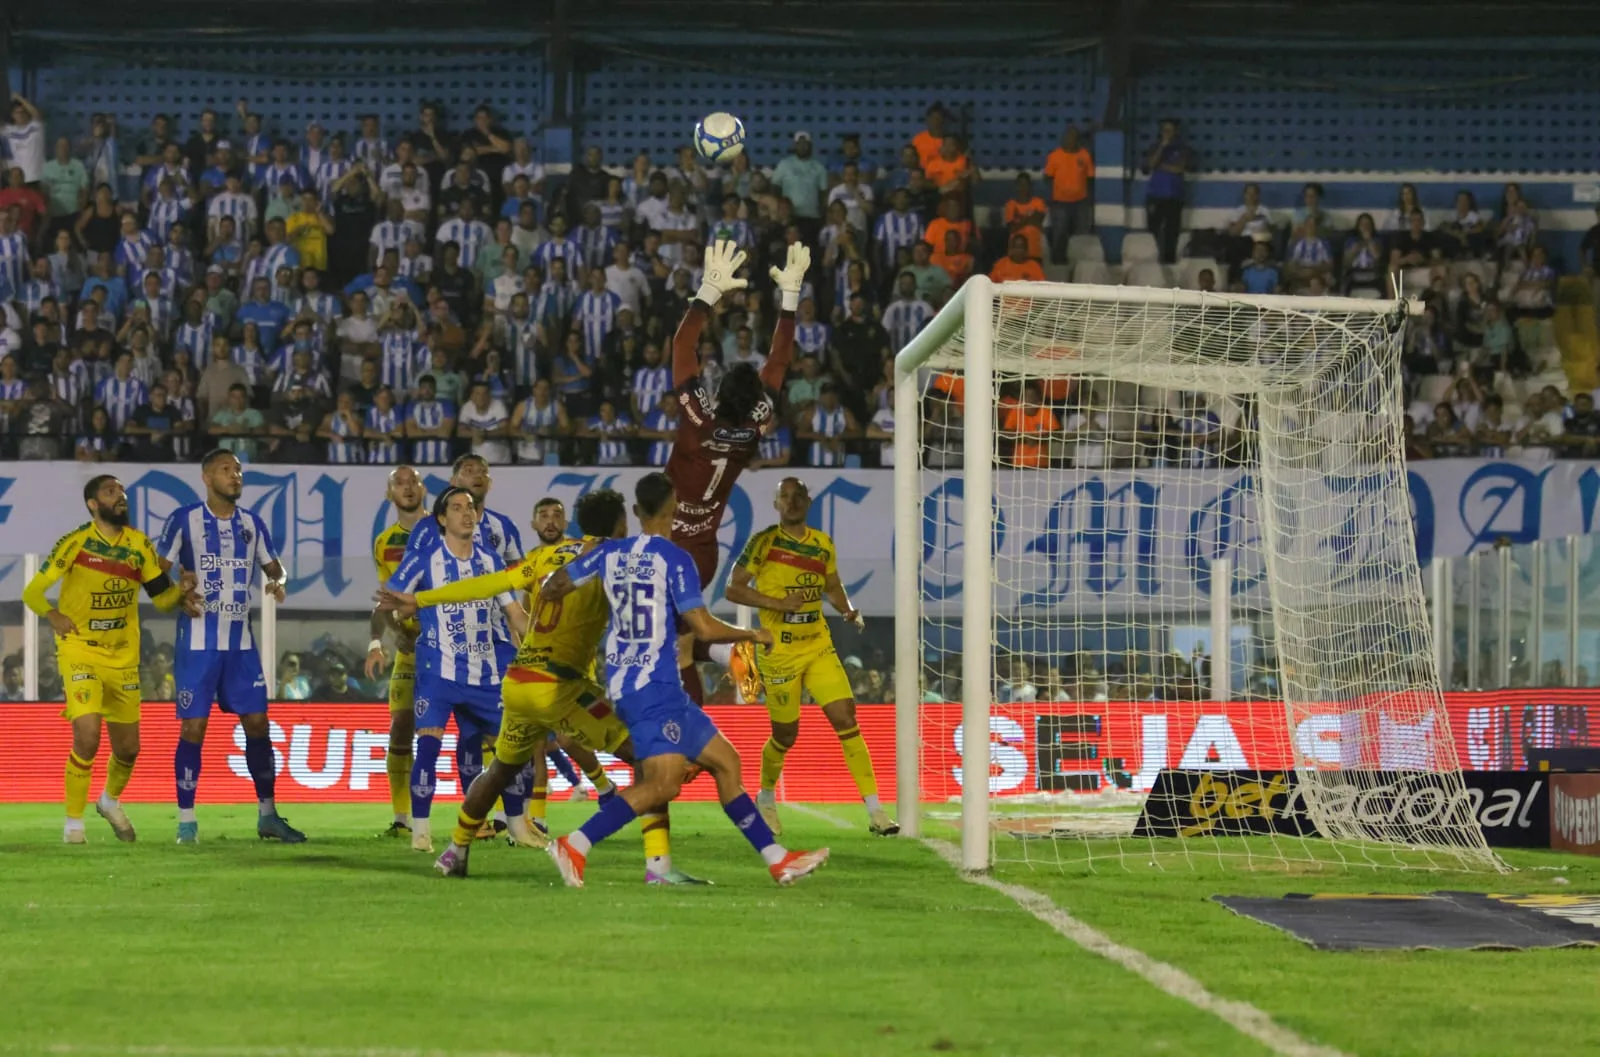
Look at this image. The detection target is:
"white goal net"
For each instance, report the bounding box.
[891,278,1503,874]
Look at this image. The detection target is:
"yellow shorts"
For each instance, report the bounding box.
[388,650,416,715]
[757,639,853,725]
[495,672,630,767]
[58,652,142,725]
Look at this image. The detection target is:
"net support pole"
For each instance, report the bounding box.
[22,552,39,701]
[1495,542,1512,689]
[261,570,278,699]
[1530,541,1544,684]
[1209,557,1231,701]
[893,365,921,838]
[1567,535,1581,687]
[960,276,995,872]
[1466,553,1481,690]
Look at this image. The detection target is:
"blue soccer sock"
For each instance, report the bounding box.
[411,734,442,820]
[724,793,784,863]
[457,736,484,793]
[549,746,580,788]
[570,794,639,856]
[500,760,529,819]
[174,738,202,819]
[244,735,277,814]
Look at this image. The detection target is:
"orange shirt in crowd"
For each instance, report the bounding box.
[932,248,974,287]
[912,129,944,170]
[1003,403,1061,468]
[925,216,974,255]
[1044,146,1094,203]
[923,153,970,192]
[932,371,965,404]
[990,256,1045,283]
[1004,196,1048,259]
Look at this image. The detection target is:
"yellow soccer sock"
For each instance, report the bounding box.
[581,759,614,795]
[528,774,549,825]
[759,737,790,792]
[64,752,94,820]
[386,750,413,819]
[452,808,485,849]
[641,810,671,872]
[836,725,879,800]
[104,753,135,801]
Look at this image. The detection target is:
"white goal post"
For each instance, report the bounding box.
[893,276,1503,874]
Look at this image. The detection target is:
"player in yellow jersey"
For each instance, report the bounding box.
[364,465,427,837]
[726,477,899,836]
[21,475,196,843]
[377,489,705,884]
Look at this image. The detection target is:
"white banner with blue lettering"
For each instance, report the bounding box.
[0,459,1595,615]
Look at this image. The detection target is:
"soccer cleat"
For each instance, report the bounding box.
[378,819,413,839]
[756,789,783,837]
[95,798,137,842]
[475,820,499,842]
[547,836,586,888]
[530,816,550,838]
[770,847,830,886]
[571,784,591,803]
[504,814,548,849]
[433,843,471,878]
[176,821,199,844]
[63,824,87,845]
[868,809,900,837]
[730,640,766,701]
[258,813,307,843]
[411,820,434,852]
[646,868,713,886]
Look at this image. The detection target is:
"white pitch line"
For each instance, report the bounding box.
[783,802,854,829]
[8,1046,593,1057]
[922,839,1352,1057]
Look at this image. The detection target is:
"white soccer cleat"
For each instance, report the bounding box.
[868,809,900,837]
[95,797,137,842]
[410,819,433,853]
[756,789,783,837]
[63,823,86,845]
[770,847,829,886]
[504,814,548,849]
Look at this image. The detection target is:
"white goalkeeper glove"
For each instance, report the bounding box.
[696,239,749,307]
[769,242,812,312]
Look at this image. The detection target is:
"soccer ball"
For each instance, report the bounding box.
[694,112,746,164]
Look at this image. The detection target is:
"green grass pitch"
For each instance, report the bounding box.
[2,802,1597,1057]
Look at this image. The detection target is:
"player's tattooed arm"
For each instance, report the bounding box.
[262,559,287,603]
[503,600,529,644]
[722,564,803,613]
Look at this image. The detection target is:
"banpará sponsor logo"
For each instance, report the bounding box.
[197,554,253,572]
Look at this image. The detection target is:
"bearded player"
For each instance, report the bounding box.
[365,465,427,838]
[666,238,811,705]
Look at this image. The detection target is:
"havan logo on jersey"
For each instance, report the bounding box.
[90,590,137,610]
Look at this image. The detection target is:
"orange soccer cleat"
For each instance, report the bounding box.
[769,847,830,886]
[730,640,766,701]
[548,835,588,888]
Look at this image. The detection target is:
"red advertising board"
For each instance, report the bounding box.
[0,690,1594,804]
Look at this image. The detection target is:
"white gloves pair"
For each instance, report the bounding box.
[696,240,812,312]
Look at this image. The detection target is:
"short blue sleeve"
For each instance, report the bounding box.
[564,541,609,586]
[405,517,438,556]
[388,548,428,593]
[498,513,524,564]
[664,543,705,614]
[248,511,280,569]
[156,507,186,565]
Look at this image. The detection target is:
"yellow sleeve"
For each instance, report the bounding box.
[416,567,522,607]
[134,533,187,612]
[372,530,386,576]
[22,530,79,617]
[737,529,769,571]
[820,532,839,578]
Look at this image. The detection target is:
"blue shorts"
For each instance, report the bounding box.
[414,671,503,747]
[175,649,268,719]
[617,683,718,761]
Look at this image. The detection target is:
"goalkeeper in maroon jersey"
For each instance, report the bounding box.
[665,238,812,705]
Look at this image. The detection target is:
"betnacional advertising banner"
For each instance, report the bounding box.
[0,691,1592,805]
[0,459,1594,616]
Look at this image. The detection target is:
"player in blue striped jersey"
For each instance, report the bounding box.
[405,376,455,464]
[542,473,828,888]
[575,203,621,274]
[0,211,29,295]
[365,386,405,464]
[874,188,926,274]
[640,392,677,465]
[95,357,146,431]
[794,297,831,358]
[881,272,935,352]
[157,450,306,845]
[630,341,672,420]
[435,200,492,269]
[573,272,622,361]
[403,453,524,569]
[386,486,530,851]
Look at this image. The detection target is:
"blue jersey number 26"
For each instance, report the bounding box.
[625,582,656,641]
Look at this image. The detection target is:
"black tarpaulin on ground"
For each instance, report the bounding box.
[1214,891,1600,951]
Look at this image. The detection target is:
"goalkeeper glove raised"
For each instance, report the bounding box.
[769,242,812,312]
[696,239,749,308]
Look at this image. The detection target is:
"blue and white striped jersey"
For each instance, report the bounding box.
[263,243,301,279]
[242,256,273,295]
[294,292,341,325]
[95,376,147,430]
[810,405,847,467]
[795,320,831,358]
[166,246,195,287]
[353,138,389,170]
[146,196,189,242]
[380,330,430,393]
[20,278,56,320]
[532,237,581,277]
[0,231,29,294]
[589,413,633,465]
[643,407,675,465]
[882,297,934,352]
[533,280,578,328]
[365,404,403,464]
[631,363,672,420]
[325,410,362,464]
[113,232,154,280]
[576,224,621,273]
[386,537,514,686]
[509,317,543,387]
[435,218,492,269]
[759,423,792,464]
[209,191,258,236]
[573,288,621,360]
[566,534,706,700]
[315,158,354,206]
[515,397,560,463]
[138,266,181,301]
[368,220,416,261]
[407,398,455,465]
[874,210,925,271]
[138,295,176,342]
[157,501,280,653]
[405,505,524,568]
[231,344,266,384]
[710,217,753,250]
